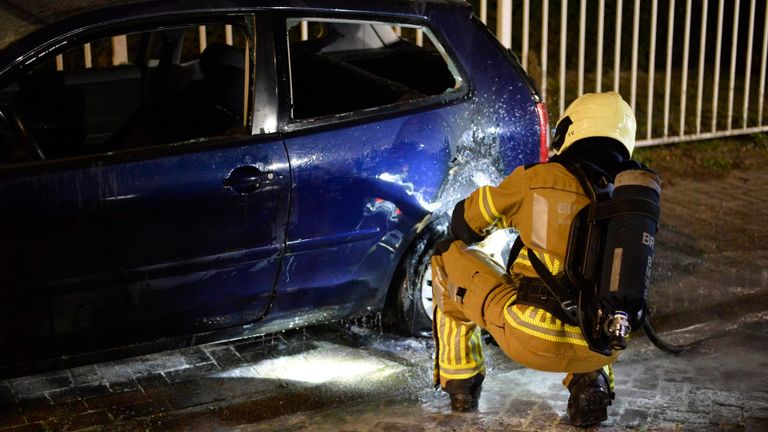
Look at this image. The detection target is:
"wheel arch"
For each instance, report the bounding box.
[381,212,450,335]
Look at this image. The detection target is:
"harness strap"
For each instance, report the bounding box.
[526,248,580,324]
[559,161,600,201]
[596,196,660,223]
[505,236,580,325]
[516,277,579,325]
[505,235,525,274]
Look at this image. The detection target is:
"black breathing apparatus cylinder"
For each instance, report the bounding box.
[563,163,662,356]
[597,169,662,351]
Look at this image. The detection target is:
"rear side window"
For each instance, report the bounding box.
[286,18,464,120]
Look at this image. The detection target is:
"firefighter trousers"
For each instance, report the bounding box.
[431,240,618,391]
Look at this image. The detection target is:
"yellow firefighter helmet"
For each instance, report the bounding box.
[552,91,637,157]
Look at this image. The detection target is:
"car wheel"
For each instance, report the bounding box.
[384,225,447,337]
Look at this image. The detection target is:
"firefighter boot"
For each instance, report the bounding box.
[567,369,614,427]
[444,374,484,411]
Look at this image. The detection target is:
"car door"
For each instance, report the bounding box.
[0,14,288,365]
[266,15,469,325]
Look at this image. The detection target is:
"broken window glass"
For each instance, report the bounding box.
[287,19,463,120]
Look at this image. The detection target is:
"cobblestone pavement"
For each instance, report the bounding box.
[1,163,767,431]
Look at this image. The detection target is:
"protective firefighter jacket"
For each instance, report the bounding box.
[454,162,592,276]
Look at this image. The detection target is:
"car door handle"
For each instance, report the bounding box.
[224,166,277,194]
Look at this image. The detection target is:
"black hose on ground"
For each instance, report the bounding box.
[642,319,702,354]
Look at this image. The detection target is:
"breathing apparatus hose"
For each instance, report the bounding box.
[642,316,702,354]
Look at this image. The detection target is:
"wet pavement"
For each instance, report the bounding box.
[2,164,768,431]
[2,314,768,432]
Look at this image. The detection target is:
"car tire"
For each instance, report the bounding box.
[384,224,448,337]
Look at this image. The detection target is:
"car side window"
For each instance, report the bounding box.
[286,18,465,120]
[0,21,253,166]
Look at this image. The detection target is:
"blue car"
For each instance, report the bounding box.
[0,0,547,376]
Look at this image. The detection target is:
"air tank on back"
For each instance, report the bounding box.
[598,169,662,350]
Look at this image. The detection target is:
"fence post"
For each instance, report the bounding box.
[680,0,692,137]
[663,0,676,137]
[597,0,605,92]
[560,0,568,117]
[614,0,623,93]
[712,0,724,132]
[743,0,756,128]
[759,1,768,126]
[198,25,207,52]
[727,0,741,130]
[84,43,92,69]
[631,0,640,113]
[696,0,709,134]
[578,0,586,96]
[541,0,549,102]
[523,0,530,70]
[497,0,513,49]
[111,35,128,65]
[646,0,658,140]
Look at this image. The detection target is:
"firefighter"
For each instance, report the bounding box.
[432,91,641,427]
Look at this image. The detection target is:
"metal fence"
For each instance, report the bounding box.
[482,0,768,146]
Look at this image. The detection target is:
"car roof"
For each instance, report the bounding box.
[1,0,471,77]
[4,0,468,26]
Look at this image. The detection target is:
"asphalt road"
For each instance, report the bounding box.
[1,157,767,432]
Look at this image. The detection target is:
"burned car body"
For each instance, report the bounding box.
[0,0,547,376]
